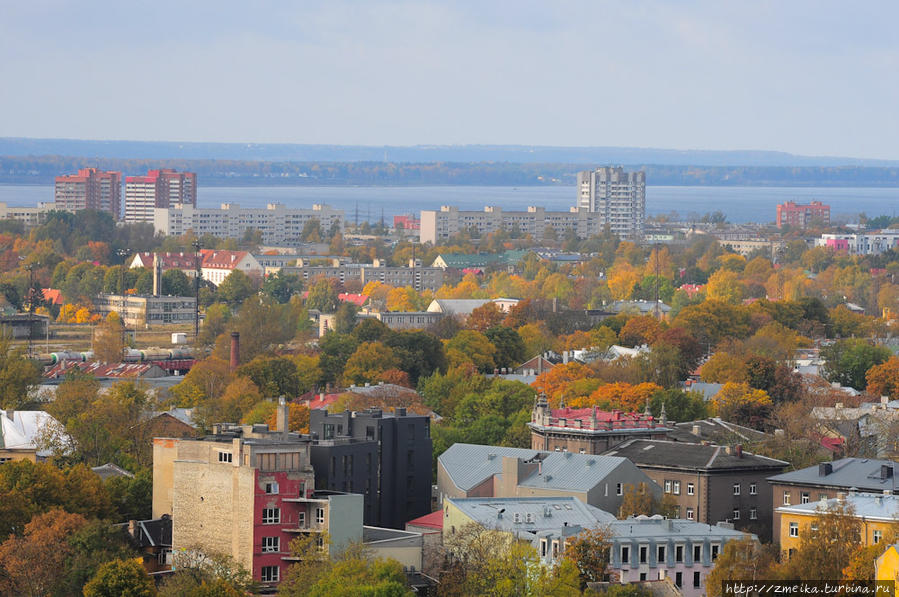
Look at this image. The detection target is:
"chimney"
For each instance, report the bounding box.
[882,464,894,480]
[563,351,569,364]
[230,332,240,371]
[152,253,162,296]
[735,444,743,458]
[276,396,289,435]
[819,462,833,477]
[883,396,890,406]
[692,424,701,437]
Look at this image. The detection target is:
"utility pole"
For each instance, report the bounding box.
[193,240,202,340]
[23,262,37,357]
[116,248,130,354]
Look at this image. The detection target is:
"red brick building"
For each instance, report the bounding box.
[54,168,122,219]
[776,201,830,229]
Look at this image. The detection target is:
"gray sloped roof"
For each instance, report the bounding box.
[603,439,788,471]
[768,457,899,491]
[609,516,753,541]
[448,496,615,532]
[439,442,632,493]
[427,299,491,315]
[439,444,542,491]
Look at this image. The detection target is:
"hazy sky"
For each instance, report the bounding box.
[1,1,897,158]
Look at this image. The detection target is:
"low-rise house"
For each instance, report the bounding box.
[0,409,59,463]
[93,294,197,328]
[199,250,262,286]
[437,443,660,513]
[603,439,788,541]
[809,399,899,458]
[442,495,615,542]
[529,394,670,454]
[607,516,753,597]
[357,310,443,330]
[777,492,899,554]
[768,458,899,540]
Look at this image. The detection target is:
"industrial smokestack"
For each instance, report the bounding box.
[230,332,239,371]
[152,253,162,296]
[276,396,289,436]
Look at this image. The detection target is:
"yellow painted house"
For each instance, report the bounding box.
[876,544,899,586]
[776,493,899,555]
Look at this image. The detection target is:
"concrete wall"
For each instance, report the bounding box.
[326,493,364,553]
[152,438,178,518]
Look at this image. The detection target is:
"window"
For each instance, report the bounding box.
[732,509,740,520]
[693,571,701,588]
[687,483,695,496]
[801,492,810,504]
[733,483,741,495]
[783,491,791,505]
[750,508,758,520]
[265,482,279,495]
[261,566,279,583]
[639,573,647,581]
[686,508,694,520]
[552,541,559,558]
[789,522,799,537]
[675,572,683,588]
[218,451,232,463]
[262,536,280,553]
[316,508,325,524]
[621,546,630,564]
[617,483,623,496]
[298,512,305,527]
[675,545,684,562]
[664,480,672,493]
[639,545,648,564]
[657,545,666,562]
[525,512,535,524]
[711,544,720,560]
[819,493,828,501]
[749,483,757,495]
[874,530,883,544]
[693,545,702,561]
[540,539,548,557]
[673,481,681,495]
[262,508,280,524]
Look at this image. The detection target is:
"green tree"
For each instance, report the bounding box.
[446,330,496,372]
[0,333,41,409]
[649,388,708,422]
[318,333,359,383]
[237,356,301,397]
[821,338,892,390]
[306,278,339,312]
[563,526,613,587]
[485,326,526,370]
[343,341,399,386]
[198,303,232,345]
[262,271,303,303]
[161,269,192,296]
[217,270,256,306]
[83,558,156,597]
[704,538,778,597]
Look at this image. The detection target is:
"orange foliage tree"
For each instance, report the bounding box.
[532,362,596,404]
[572,382,663,412]
[866,356,899,399]
[266,402,311,433]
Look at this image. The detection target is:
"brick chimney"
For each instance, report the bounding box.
[276,396,289,435]
[230,332,239,371]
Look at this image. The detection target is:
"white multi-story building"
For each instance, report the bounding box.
[817,231,899,255]
[576,167,646,241]
[125,169,197,224]
[419,205,604,245]
[154,203,344,245]
[0,202,56,228]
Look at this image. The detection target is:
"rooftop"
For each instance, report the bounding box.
[609,515,755,541]
[602,439,788,471]
[768,458,899,491]
[439,443,631,493]
[776,492,899,521]
[0,409,59,457]
[447,496,615,533]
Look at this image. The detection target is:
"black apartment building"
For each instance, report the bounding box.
[309,407,432,529]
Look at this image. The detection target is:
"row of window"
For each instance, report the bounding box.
[787,522,883,543]
[782,490,826,505]
[261,507,325,525]
[662,481,758,496]
[621,542,720,565]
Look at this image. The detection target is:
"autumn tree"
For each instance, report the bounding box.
[618,315,664,347]
[704,537,778,597]
[467,302,504,332]
[217,269,256,306]
[778,500,862,581]
[618,482,677,519]
[446,330,497,373]
[343,341,399,385]
[710,382,773,428]
[93,312,125,363]
[706,268,744,304]
[0,509,88,596]
[700,352,748,384]
[82,558,156,597]
[306,278,340,312]
[266,402,311,433]
[866,356,899,398]
[563,526,614,588]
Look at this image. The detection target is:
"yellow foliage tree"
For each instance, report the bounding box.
[710,382,773,427]
[576,382,662,412]
[532,362,596,404]
[607,262,640,301]
[385,286,418,311]
[706,269,744,304]
[700,352,748,383]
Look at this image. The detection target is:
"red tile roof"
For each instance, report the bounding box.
[133,252,199,270]
[201,250,251,270]
[406,510,443,531]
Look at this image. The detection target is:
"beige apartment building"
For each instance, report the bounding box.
[419,205,605,245]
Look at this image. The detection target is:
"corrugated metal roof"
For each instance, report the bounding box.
[776,493,899,521]
[448,496,615,532]
[768,457,899,491]
[439,442,631,492]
